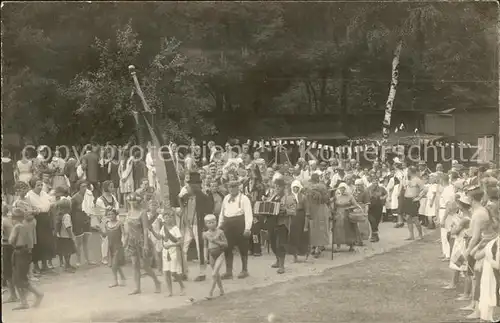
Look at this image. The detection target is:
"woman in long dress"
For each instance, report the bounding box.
[306,174,331,258]
[124,193,161,295]
[333,182,364,252]
[25,178,54,273]
[288,180,309,262]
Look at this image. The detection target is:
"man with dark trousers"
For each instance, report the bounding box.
[218,180,253,279]
[266,178,295,274]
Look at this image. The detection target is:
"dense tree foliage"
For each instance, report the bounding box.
[2,2,497,145]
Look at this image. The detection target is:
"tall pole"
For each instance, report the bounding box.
[381,40,403,161]
[128,64,186,275]
[129,65,153,114]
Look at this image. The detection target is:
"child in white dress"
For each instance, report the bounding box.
[150,210,184,297]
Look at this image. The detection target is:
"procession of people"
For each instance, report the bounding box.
[1,142,500,321]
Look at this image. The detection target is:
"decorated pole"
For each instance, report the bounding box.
[381,40,403,161]
[128,64,184,272]
[128,65,181,207]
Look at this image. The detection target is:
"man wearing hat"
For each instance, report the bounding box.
[218,179,253,279]
[179,171,212,282]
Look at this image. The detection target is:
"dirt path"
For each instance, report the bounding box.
[2,223,421,323]
[128,234,499,323]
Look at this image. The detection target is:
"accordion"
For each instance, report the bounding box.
[253,201,280,216]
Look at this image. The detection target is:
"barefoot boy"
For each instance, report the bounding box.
[203,214,228,299]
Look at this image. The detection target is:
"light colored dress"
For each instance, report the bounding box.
[161,225,182,274]
[17,159,33,184]
[118,157,134,194]
[386,176,401,211]
[478,238,499,321]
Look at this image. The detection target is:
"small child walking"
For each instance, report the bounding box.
[203,214,228,299]
[55,198,77,273]
[150,211,184,297]
[102,208,126,288]
[9,208,44,310]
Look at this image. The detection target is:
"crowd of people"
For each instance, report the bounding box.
[1,142,499,320]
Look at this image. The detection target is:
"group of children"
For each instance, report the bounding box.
[108,205,227,299]
[2,197,229,310]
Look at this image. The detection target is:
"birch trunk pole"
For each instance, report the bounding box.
[381,40,403,159]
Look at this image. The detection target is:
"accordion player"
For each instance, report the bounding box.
[253,201,280,216]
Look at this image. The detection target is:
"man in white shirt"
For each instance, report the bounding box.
[218,180,253,279]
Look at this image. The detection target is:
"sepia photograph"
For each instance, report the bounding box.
[1,1,499,322]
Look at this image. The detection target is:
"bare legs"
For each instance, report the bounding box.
[75,234,93,265]
[164,272,185,297]
[208,254,225,299]
[129,255,161,295]
[405,215,423,240]
[443,270,459,289]
[109,254,126,288]
[456,275,472,301]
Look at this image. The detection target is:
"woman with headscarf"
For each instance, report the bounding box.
[333,182,364,252]
[306,174,331,258]
[288,180,310,262]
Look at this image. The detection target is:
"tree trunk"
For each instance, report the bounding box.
[381,40,403,144]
